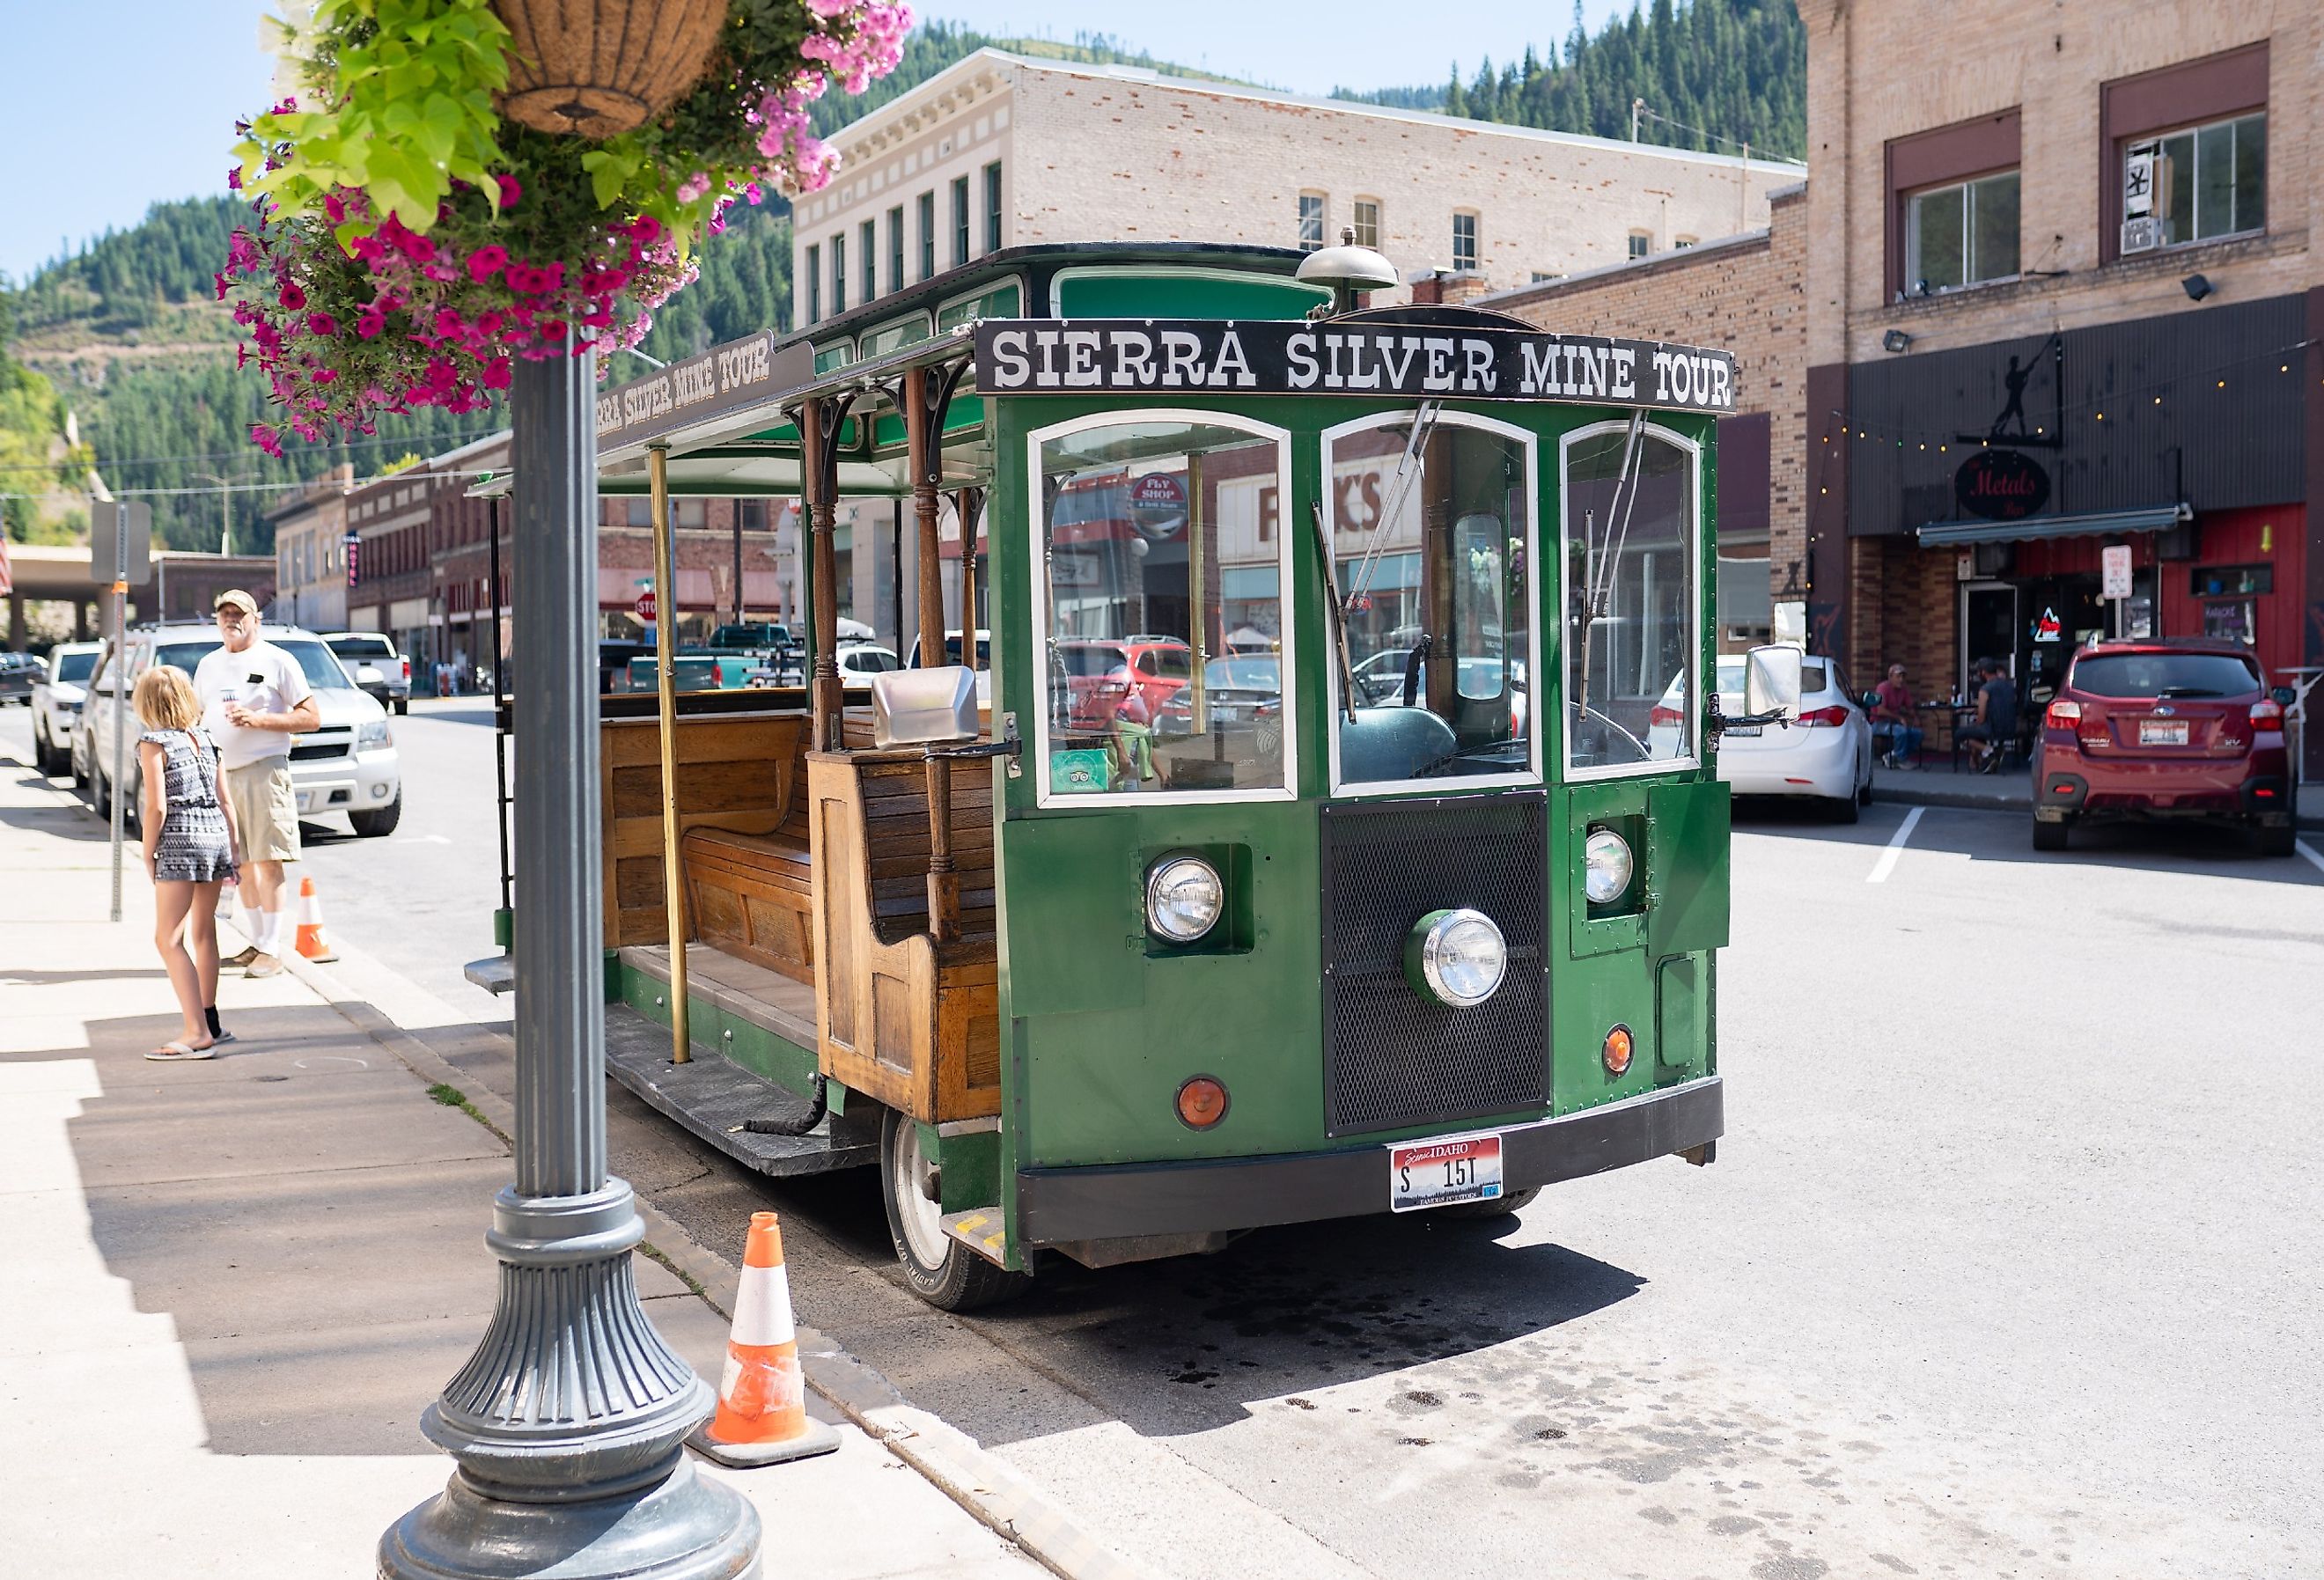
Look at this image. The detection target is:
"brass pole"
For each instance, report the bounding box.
[1187,452,1207,734]
[649,444,690,1064]
[955,489,980,671]
[804,400,842,750]
[908,373,945,670]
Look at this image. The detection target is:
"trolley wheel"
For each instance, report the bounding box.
[349,794,402,838]
[2031,817,2070,852]
[1432,1187,1541,1219]
[879,1108,1031,1312]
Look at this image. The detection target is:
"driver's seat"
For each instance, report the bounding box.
[1338,706,1460,783]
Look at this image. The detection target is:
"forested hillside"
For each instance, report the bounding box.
[1342,0,1806,163]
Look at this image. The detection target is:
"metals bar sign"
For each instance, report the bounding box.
[974,319,1738,414]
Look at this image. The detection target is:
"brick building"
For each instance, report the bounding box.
[269,465,354,632]
[1484,183,1810,650]
[1801,1,2322,755]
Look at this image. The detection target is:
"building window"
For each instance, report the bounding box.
[917,190,936,278]
[2124,113,2265,252]
[1451,211,1478,272]
[859,219,876,304]
[1627,231,1651,260]
[886,205,905,292]
[1298,191,1327,251]
[952,175,970,266]
[1351,197,1380,249]
[1529,271,1563,284]
[675,498,708,530]
[1904,170,2019,292]
[830,232,846,314]
[982,160,1003,254]
[1674,236,1698,249]
[740,499,769,532]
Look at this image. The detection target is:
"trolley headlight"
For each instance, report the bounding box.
[1583,827,1634,906]
[1405,908,1508,1008]
[1145,855,1224,944]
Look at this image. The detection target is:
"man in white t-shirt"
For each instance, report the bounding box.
[193,591,320,977]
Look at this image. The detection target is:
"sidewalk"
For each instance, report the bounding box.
[0,744,1041,1580]
[1872,756,2324,828]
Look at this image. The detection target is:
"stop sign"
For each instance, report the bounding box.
[635,588,657,622]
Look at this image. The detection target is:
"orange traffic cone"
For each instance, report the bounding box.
[293,875,338,963]
[687,1211,839,1467]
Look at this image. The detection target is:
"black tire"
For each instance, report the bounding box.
[33,721,59,776]
[1432,1187,1542,1219]
[2254,822,2296,858]
[348,794,403,837]
[879,1108,1031,1312]
[2032,817,2070,852]
[70,746,86,789]
[393,697,409,716]
[1825,790,1860,825]
[1857,762,1874,807]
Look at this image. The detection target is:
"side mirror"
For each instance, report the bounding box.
[870,665,979,747]
[1743,644,1803,722]
[2271,686,2296,708]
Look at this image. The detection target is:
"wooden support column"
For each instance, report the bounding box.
[803,397,843,750]
[648,443,689,1064]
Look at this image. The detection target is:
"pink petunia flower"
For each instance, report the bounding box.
[467,245,509,283]
[280,281,306,310]
[307,311,337,336]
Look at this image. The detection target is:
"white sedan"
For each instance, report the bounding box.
[1647,655,1874,821]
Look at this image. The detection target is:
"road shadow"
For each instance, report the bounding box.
[1730,794,1903,848]
[1742,799,2323,886]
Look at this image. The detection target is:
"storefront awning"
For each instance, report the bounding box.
[1916,503,2188,547]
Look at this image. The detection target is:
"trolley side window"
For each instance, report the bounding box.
[1328,410,1536,790]
[1563,423,1700,775]
[1034,416,1291,802]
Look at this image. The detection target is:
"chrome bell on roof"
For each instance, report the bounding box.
[1297,227,1400,317]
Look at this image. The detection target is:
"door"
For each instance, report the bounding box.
[1960,582,2016,698]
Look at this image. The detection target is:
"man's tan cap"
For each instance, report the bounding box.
[213,589,259,615]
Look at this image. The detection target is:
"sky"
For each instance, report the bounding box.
[0,1,1634,285]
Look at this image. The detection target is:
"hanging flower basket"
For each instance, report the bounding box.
[223,0,911,454]
[495,0,729,137]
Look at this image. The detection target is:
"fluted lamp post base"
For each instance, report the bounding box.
[380,1454,757,1580]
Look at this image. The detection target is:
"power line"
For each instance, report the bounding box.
[0,425,504,477]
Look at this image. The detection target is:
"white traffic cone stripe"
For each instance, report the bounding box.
[730,1262,797,1348]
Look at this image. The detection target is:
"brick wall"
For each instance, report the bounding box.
[1487,186,1809,586]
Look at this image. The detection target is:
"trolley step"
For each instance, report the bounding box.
[602,1003,878,1178]
[940,1209,1010,1268]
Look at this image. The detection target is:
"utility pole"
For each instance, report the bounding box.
[1631,97,1644,143]
[190,470,256,557]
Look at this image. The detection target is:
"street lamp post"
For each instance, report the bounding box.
[379,349,761,1579]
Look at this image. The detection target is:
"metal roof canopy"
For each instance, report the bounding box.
[1915,503,2189,547]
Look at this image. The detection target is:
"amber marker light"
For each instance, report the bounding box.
[1176,1075,1229,1129]
[1602,1025,1635,1077]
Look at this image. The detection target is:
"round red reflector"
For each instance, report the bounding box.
[1175,1076,1230,1129]
[1602,1025,1635,1077]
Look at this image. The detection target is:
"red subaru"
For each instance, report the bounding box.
[2033,639,2294,856]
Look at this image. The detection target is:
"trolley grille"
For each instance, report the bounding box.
[1319,792,1548,1137]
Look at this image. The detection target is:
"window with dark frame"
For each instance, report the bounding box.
[983,160,1003,254]
[917,190,936,277]
[830,231,846,313]
[805,243,820,322]
[1627,231,1651,260]
[859,218,876,303]
[886,204,904,292]
[952,174,970,265]
[1904,170,2019,292]
[1452,211,1478,272]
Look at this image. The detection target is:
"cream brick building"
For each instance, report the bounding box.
[792,48,1804,325]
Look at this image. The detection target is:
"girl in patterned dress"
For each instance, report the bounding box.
[134,665,241,1061]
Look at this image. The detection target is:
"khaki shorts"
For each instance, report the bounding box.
[223,760,301,863]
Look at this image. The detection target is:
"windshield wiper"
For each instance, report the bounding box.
[1310,499,1361,720]
[2158,686,2223,698]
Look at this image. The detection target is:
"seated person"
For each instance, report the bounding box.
[1871,663,1923,769]
[1954,658,2019,772]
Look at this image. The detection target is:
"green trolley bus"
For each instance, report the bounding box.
[493,238,1798,1309]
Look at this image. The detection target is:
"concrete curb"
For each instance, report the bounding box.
[1873,779,2324,829]
[266,941,1144,1580]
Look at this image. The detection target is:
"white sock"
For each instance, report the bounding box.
[259,909,288,958]
[239,893,265,947]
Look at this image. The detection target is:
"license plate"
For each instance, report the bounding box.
[2139,719,2189,746]
[1725,724,1762,738]
[1388,1131,1504,1212]
[297,791,319,812]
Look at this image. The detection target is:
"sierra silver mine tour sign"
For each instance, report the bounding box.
[973,319,1738,413]
[594,330,813,450]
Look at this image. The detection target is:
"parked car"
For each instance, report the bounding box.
[1155,656,1283,739]
[1054,637,1192,728]
[321,631,412,714]
[836,643,901,688]
[599,639,648,694]
[77,622,403,837]
[906,629,993,704]
[2033,639,2293,855]
[1648,654,1873,821]
[0,650,43,706]
[31,642,100,775]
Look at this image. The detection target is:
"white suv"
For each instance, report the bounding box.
[77,622,404,837]
[32,641,101,777]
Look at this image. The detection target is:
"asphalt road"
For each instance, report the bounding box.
[11,695,2320,1578]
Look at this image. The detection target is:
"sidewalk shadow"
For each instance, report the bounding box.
[1,967,172,986]
[0,799,111,841]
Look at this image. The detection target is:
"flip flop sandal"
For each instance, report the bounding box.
[210,1029,239,1046]
[145,1040,217,1062]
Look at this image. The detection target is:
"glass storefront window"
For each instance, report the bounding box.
[1563,423,1698,774]
[1035,416,1291,801]
[1327,411,1535,789]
